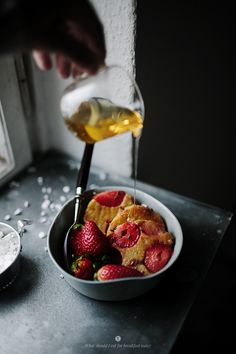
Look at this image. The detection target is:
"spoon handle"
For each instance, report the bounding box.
[76,143,94,190]
[74,143,94,223]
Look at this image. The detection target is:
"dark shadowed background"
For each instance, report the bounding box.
[136,0,235,352]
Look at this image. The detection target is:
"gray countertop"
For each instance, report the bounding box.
[0,151,232,354]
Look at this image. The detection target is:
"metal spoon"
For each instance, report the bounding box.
[64,143,94,272]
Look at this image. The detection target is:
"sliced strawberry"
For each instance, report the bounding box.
[96,264,142,281]
[144,244,173,273]
[76,220,109,257]
[94,190,126,207]
[71,257,94,280]
[110,221,140,248]
[140,220,165,236]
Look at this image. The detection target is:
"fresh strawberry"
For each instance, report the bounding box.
[144,244,173,273]
[140,220,165,236]
[96,264,142,281]
[75,220,109,257]
[94,190,126,207]
[110,221,140,248]
[69,224,83,257]
[71,257,94,280]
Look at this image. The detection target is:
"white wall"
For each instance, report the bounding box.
[31,0,137,177]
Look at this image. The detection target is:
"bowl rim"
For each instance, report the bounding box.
[47,186,183,284]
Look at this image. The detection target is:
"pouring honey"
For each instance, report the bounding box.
[60,65,145,202]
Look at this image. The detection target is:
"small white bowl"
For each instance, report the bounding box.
[48,186,183,301]
[0,222,21,291]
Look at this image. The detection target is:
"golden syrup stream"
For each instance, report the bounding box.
[132,135,141,205]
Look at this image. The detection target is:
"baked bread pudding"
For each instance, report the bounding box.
[80,190,174,277]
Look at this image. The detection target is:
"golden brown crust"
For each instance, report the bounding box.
[107,204,165,235]
[84,193,133,234]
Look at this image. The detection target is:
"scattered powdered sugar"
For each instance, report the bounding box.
[59,195,66,202]
[4,215,11,221]
[62,186,70,193]
[49,203,55,210]
[24,200,30,208]
[14,208,23,216]
[37,177,44,185]
[41,199,51,210]
[38,232,46,239]
[42,187,52,194]
[0,231,20,274]
[39,217,47,224]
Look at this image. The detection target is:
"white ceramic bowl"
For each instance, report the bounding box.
[48,186,183,301]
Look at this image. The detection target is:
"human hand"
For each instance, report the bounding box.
[0,0,106,78]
